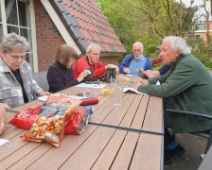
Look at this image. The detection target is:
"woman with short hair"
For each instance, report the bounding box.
[47,44,89,93]
[0,33,50,108]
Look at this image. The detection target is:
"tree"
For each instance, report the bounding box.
[96,0,210,67]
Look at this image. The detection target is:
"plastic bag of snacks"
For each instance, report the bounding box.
[8,106,42,130]
[65,107,90,135]
[21,94,81,147]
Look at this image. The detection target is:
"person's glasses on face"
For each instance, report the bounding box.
[90,52,100,56]
[5,52,25,61]
[133,49,141,52]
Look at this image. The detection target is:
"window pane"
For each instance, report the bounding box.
[0,24,3,36]
[0,2,2,22]
[7,25,19,34]
[25,53,34,70]
[18,1,30,27]
[20,28,32,52]
[5,1,18,25]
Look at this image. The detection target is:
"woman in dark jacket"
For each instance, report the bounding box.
[47,44,89,93]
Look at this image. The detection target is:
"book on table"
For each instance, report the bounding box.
[122,87,143,94]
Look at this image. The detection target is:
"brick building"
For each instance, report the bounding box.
[0,0,126,72]
[195,21,212,43]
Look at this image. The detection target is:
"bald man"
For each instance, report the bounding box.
[118,41,152,75]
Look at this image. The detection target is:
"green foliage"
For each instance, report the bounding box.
[96,0,212,69]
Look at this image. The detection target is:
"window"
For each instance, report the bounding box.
[195,34,201,39]
[0,0,37,71]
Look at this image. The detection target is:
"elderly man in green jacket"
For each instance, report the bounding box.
[134,36,212,164]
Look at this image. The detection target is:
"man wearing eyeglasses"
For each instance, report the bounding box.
[119,41,152,75]
[0,33,50,108]
[74,43,119,80]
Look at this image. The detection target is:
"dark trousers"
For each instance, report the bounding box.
[163,98,175,147]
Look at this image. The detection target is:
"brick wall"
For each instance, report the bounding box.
[34,1,119,71]
[34,1,65,71]
[100,56,119,66]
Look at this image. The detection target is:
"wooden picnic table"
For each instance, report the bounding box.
[0,84,164,170]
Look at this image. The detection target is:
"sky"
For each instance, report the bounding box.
[181,0,204,7]
[180,0,211,20]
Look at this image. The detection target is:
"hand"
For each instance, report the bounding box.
[0,103,9,135]
[133,77,149,89]
[105,64,119,74]
[77,70,90,82]
[123,68,130,74]
[137,68,156,79]
[37,90,51,96]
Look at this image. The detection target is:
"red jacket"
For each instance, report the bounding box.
[73,56,106,80]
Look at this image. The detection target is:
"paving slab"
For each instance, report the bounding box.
[164,133,207,170]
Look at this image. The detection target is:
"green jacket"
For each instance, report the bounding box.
[137,54,212,133]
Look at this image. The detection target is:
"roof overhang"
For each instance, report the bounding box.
[40,0,82,55]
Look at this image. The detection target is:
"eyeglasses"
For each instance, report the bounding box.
[133,49,142,52]
[90,52,100,56]
[5,52,25,61]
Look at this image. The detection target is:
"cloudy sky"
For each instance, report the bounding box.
[180,0,211,20]
[181,0,203,7]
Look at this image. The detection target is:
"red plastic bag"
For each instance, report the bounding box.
[65,107,90,135]
[8,106,42,130]
[21,94,81,147]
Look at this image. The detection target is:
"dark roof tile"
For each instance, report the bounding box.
[50,0,126,54]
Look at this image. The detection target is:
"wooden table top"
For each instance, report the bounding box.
[1,84,164,170]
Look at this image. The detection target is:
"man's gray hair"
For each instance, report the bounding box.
[132,41,144,49]
[0,32,29,52]
[163,36,191,55]
[86,43,101,53]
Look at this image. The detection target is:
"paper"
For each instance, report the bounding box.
[38,96,48,102]
[68,95,86,100]
[0,139,9,146]
[122,87,143,94]
[156,80,161,85]
[76,83,106,88]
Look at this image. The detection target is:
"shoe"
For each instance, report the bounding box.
[164,145,185,164]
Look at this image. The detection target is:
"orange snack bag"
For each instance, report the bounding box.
[21,94,81,147]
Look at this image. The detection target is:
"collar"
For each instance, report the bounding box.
[0,58,12,73]
[169,53,185,69]
[86,56,93,65]
[55,61,69,70]
[133,55,144,61]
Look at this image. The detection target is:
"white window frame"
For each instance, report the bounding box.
[0,0,38,72]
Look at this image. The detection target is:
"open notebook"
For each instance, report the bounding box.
[122,87,143,94]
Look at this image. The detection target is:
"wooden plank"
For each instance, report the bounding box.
[25,126,97,169]
[131,94,150,129]
[0,142,41,169]
[119,95,143,127]
[1,125,25,140]
[91,130,128,170]
[129,134,163,170]
[92,95,144,169]
[0,133,29,161]
[142,96,163,133]
[59,126,117,170]
[8,144,52,170]
[110,132,139,170]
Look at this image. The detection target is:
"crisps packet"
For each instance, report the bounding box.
[8,106,42,130]
[65,107,90,135]
[21,94,81,147]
